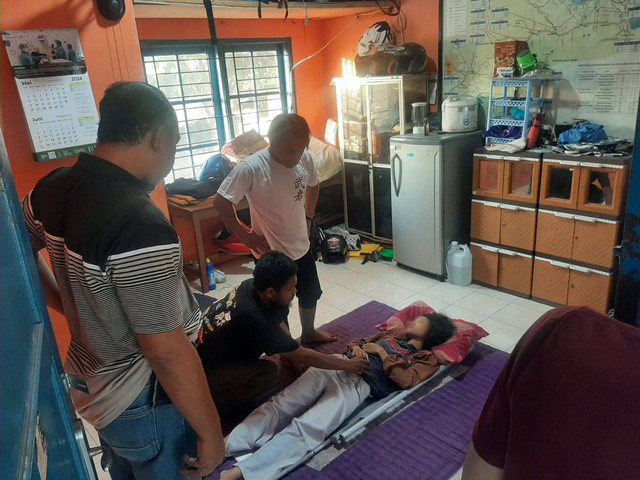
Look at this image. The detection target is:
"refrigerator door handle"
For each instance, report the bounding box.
[391,153,402,197]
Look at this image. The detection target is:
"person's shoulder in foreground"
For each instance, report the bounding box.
[464,306,640,480]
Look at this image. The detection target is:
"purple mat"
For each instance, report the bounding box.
[209,301,508,480]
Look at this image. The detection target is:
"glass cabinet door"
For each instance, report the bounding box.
[577,166,627,216]
[472,155,504,198]
[373,167,393,239]
[503,160,540,204]
[340,85,368,161]
[368,83,400,165]
[539,161,580,209]
[344,162,372,234]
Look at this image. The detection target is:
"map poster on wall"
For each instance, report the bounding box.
[442,0,640,140]
[2,28,98,162]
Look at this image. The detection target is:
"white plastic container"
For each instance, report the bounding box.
[446,241,472,286]
[441,95,478,133]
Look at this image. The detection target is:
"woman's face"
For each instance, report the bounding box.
[406,316,430,340]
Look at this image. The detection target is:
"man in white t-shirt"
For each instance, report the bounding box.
[214,114,336,345]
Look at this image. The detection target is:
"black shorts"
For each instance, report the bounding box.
[294,249,323,309]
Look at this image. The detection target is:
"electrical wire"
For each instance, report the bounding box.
[290,9,380,73]
[374,0,401,16]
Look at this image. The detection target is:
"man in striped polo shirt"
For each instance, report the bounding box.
[22,82,224,479]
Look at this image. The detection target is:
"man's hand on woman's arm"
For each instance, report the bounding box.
[282,347,370,374]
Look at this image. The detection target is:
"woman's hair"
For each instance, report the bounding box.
[422,313,455,350]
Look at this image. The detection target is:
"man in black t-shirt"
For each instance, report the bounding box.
[198,251,368,430]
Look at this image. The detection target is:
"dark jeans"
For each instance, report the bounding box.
[97,379,198,480]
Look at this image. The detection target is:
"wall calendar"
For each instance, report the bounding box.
[2,28,98,162]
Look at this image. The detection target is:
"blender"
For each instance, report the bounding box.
[411,102,428,135]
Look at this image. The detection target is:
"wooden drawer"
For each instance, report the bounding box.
[471,243,499,286]
[500,204,537,251]
[471,200,501,244]
[535,209,575,259]
[498,249,533,296]
[567,266,614,314]
[532,257,570,305]
[572,215,620,268]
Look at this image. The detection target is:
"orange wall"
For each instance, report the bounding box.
[136,0,441,139]
[0,0,167,359]
[321,0,441,120]
[136,17,329,139]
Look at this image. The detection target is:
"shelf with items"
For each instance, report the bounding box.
[334,74,429,241]
[486,76,554,146]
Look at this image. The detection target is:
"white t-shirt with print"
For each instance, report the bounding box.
[217,147,319,261]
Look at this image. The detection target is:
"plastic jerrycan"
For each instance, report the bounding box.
[446,241,472,286]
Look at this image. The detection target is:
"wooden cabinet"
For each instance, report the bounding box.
[535,209,620,268]
[470,200,501,244]
[472,242,533,295]
[532,257,614,313]
[577,163,628,216]
[535,209,575,259]
[472,154,504,198]
[335,74,429,240]
[498,249,534,296]
[540,155,628,215]
[471,200,536,251]
[471,151,628,309]
[532,257,571,305]
[567,266,614,314]
[572,215,620,268]
[499,204,537,251]
[539,158,581,209]
[473,150,541,204]
[503,157,541,204]
[471,243,499,286]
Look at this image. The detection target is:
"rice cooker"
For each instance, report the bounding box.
[441,95,478,132]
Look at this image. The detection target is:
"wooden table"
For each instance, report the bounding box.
[167,174,342,293]
[168,197,249,293]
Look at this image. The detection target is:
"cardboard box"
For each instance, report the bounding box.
[494,41,529,76]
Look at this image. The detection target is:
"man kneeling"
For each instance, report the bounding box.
[221,313,455,480]
[197,251,369,431]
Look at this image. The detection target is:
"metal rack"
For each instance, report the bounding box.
[486,77,552,146]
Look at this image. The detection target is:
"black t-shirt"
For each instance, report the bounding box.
[197,279,299,365]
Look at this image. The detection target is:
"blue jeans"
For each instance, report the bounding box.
[97,378,199,480]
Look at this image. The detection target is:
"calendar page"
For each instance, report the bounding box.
[2,29,99,162]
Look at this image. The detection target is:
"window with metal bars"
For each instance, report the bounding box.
[141,39,292,183]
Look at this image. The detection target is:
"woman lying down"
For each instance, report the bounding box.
[220,313,455,480]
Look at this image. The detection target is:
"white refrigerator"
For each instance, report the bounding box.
[390,131,482,278]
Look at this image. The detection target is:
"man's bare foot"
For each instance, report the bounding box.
[301,330,337,346]
[220,466,243,480]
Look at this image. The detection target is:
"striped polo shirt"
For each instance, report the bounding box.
[22,153,202,429]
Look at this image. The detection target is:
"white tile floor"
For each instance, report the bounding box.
[86,254,554,479]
